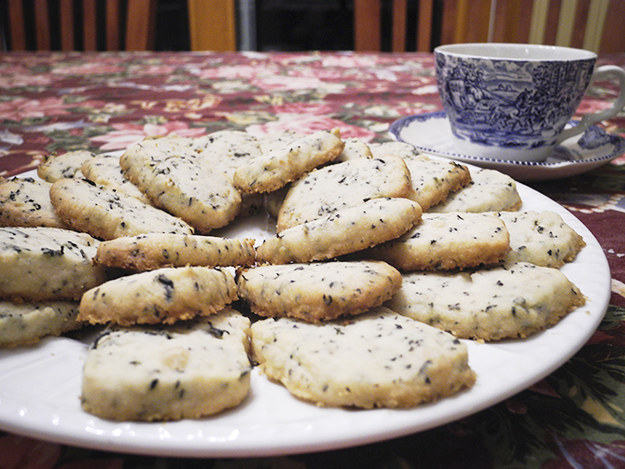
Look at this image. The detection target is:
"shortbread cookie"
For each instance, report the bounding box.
[197,131,265,216]
[95,233,256,271]
[277,155,417,232]
[0,177,66,228]
[388,262,585,341]
[403,157,471,211]
[370,142,471,211]
[81,154,151,203]
[37,150,94,182]
[237,261,402,322]
[50,178,193,239]
[368,212,509,271]
[195,130,262,175]
[429,168,522,213]
[78,266,237,326]
[0,227,106,301]
[256,197,422,264]
[336,137,373,161]
[81,308,251,421]
[370,141,421,159]
[251,307,476,408]
[254,130,303,154]
[233,129,344,194]
[495,211,585,268]
[120,137,242,233]
[0,301,81,348]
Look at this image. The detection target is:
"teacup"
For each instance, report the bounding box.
[434,43,625,162]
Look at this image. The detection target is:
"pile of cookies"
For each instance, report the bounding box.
[0,129,585,422]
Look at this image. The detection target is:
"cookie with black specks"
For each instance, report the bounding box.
[388,261,585,341]
[120,136,242,233]
[250,306,476,408]
[37,150,94,182]
[370,142,471,211]
[367,212,510,271]
[277,155,417,232]
[403,157,471,211]
[254,130,303,154]
[233,129,344,194]
[256,197,422,264]
[80,307,251,421]
[429,168,522,213]
[369,141,421,159]
[195,130,263,176]
[495,210,585,268]
[0,300,82,348]
[335,137,373,161]
[95,233,256,271]
[81,154,151,204]
[0,227,106,301]
[78,266,237,326]
[237,261,402,322]
[0,177,67,228]
[50,178,193,239]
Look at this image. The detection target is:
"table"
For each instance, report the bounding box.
[1,50,624,468]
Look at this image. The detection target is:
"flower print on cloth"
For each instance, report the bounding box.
[246,115,377,141]
[250,75,346,93]
[90,121,206,151]
[0,97,71,123]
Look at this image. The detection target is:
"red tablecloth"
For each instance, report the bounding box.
[1,51,625,468]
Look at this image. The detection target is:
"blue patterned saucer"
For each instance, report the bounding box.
[389,111,625,181]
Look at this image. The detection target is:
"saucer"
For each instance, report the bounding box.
[389,111,625,181]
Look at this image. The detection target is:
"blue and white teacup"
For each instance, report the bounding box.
[435,43,625,162]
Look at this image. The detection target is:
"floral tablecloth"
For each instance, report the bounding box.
[1,51,625,469]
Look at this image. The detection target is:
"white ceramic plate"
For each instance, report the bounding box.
[0,173,610,458]
[389,111,625,181]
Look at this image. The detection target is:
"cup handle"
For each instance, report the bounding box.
[556,65,625,143]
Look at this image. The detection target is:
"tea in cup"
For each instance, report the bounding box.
[435,43,625,162]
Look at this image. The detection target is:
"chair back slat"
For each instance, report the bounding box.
[392,0,407,52]
[528,0,549,44]
[491,0,530,44]
[126,0,156,50]
[583,0,610,52]
[354,0,381,51]
[417,0,434,52]
[441,0,491,45]
[8,0,26,50]
[82,0,98,51]
[188,0,237,51]
[60,0,76,51]
[555,0,578,47]
[106,0,122,51]
[34,0,51,50]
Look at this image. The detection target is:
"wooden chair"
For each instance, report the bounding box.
[187,0,237,51]
[5,0,156,51]
[354,0,625,53]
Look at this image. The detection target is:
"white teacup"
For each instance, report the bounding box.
[434,43,625,162]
